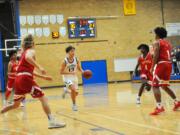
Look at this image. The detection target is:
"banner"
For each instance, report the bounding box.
[123,0,136,15]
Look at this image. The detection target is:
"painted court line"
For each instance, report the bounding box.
[56,111,124,135]
[0,128,33,135]
[51,103,180,135]
[87,112,180,135]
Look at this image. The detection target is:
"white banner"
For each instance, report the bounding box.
[35,28,43,37]
[43,27,50,37]
[49,15,57,24]
[57,14,64,24]
[27,16,34,25]
[42,15,49,25]
[59,26,66,37]
[20,16,26,26]
[34,15,42,25]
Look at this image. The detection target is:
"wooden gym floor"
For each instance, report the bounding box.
[0,82,180,135]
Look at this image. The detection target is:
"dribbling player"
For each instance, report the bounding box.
[134,44,153,104]
[60,46,84,111]
[1,34,66,128]
[150,27,180,115]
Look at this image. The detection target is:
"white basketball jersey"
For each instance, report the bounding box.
[63,57,78,82]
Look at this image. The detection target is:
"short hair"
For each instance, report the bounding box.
[9,50,17,58]
[65,45,75,53]
[137,44,149,52]
[23,34,34,49]
[154,27,167,38]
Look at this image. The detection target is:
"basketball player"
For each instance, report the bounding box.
[150,27,180,115]
[134,44,153,104]
[4,50,24,107]
[1,34,66,128]
[60,45,84,111]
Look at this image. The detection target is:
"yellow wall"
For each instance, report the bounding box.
[19,0,179,87]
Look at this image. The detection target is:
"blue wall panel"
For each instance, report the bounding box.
[81,60,108,84]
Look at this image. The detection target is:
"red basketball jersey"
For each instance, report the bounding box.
[138,53,153,73]
[17,49,34,74]
[8,61,18,79]
[158,39,172,62]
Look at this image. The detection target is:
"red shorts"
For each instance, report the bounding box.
[140,71,153,84]
[152,62,172,87]
[6,78,15,91]
[14,74,44,101]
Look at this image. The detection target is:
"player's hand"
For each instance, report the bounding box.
[39,67,46,75]
[43,75,53,81]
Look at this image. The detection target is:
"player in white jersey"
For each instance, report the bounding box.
[60,46,84,111]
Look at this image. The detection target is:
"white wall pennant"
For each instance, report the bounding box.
[28,28,35,35]
[35,28,43,37]
[57,14,64,24]
[49,15,57,24]
[43,27,50,37]
[27,16,34,25]
[20,16,26,26]
[34,15,42,25]
[20,28,27,36]
[59,26,66,37]
[42,15,49,25]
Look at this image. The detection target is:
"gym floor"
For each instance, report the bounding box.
[0,82,180,135]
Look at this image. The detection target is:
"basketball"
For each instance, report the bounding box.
[83,70,92,79]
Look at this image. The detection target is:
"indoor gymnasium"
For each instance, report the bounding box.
[1,0,180,135]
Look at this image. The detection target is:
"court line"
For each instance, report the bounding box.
[50,103,124,135]
[0,128,33,135]
[51,103,180,135]
[85,112,180,135]
[56,111,124,135]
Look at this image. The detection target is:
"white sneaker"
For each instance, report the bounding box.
[48,118,66,129]
[62,87,68,99]
[20,102,24,107]
[136,98,141,104]
[72,105,78,111]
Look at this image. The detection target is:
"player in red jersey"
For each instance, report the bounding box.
[1,34,66,128]
[4,50,24,107]
[150,27,180,115]
[4,51,18,105]
[134,44,153,104]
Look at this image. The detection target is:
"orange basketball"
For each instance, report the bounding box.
[83,70,92,79]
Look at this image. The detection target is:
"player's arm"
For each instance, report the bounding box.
[77,59,84,73]
[25,49,46,74]
[60,61,74,75]
[7,62,15,76]
[152,41,160,68]
[33,71,52,81]
[133,58,140,76]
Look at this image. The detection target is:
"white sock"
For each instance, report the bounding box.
[137,96,140,100]
[48,114,53,121]
[156,102,162,109]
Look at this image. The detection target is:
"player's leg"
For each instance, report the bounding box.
[150,86,165,115]
[1,97,23,113]
[136,82,146,104]
[150,64,165,115]
[162,86,180,111]
[69,84,78,111]
[4,79,14,105]
[31,86,66,128]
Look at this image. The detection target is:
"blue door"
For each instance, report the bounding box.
[81,60,108,85]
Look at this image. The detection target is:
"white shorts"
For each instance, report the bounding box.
[63,75,78,90]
